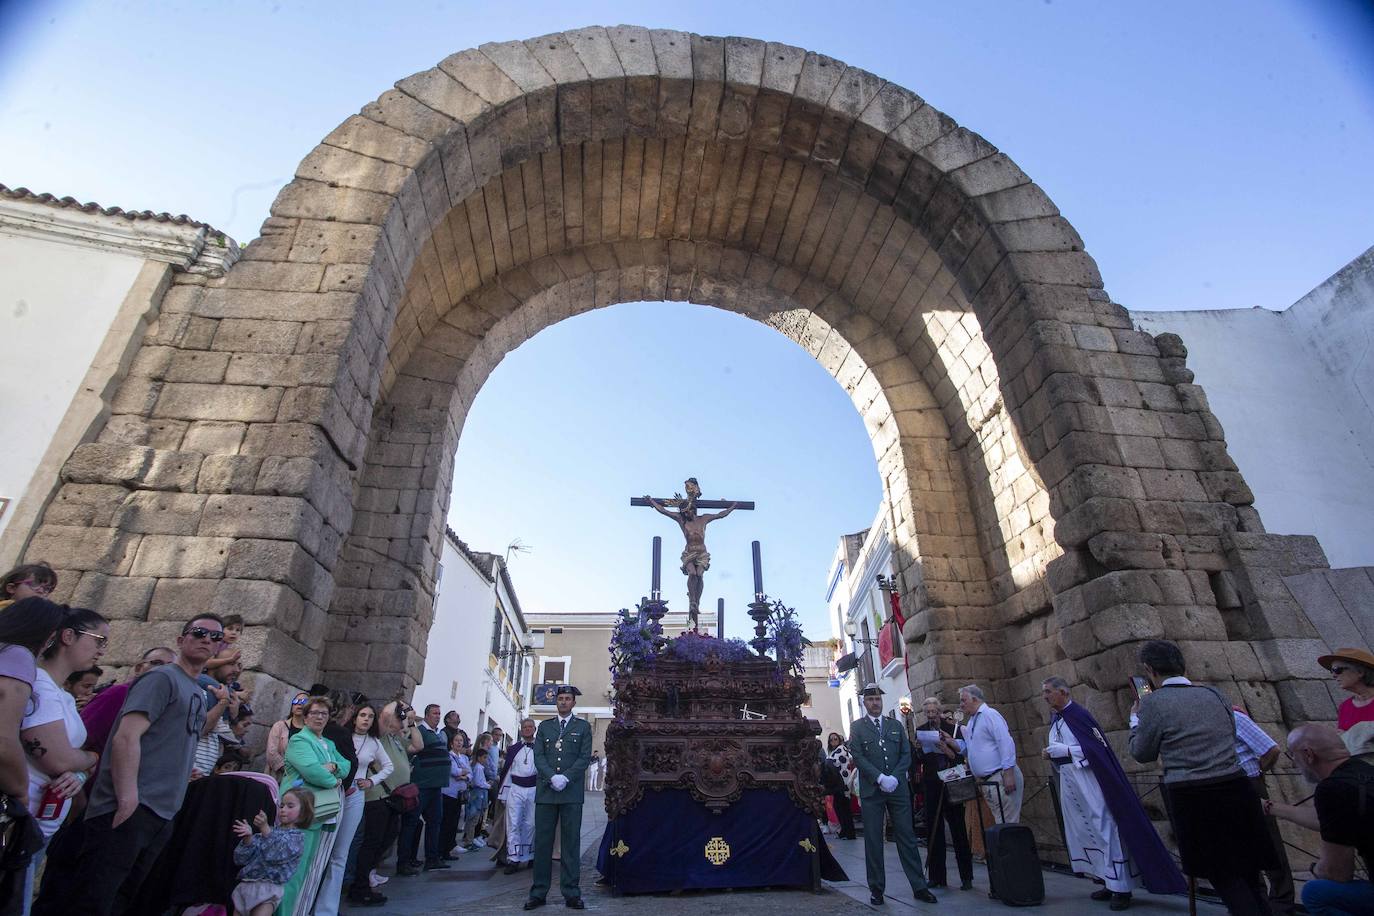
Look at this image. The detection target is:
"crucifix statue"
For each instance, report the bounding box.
[631,478,754,628]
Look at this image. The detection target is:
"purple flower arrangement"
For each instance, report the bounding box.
[663,630,754,663]
[609,608,661,684]
[765,599,808,675]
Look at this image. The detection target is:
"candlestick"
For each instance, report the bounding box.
[751,540,763,599]
[718,597,724,639]
[651,536,661,596]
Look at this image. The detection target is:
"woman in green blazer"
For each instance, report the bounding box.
[278,695,349,916]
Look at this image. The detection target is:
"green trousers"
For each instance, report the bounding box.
[861,790,929,896]
[530,802,583,901]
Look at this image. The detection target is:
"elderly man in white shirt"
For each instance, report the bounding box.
[959,684,1023,823]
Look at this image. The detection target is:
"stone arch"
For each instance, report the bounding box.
[24,28,1335,818]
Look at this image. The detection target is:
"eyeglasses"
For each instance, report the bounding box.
[76,630,108,649]
[291,697,309,706]
[18,579,54,595]
[1331,666,1352,676]
[183,626,225,642]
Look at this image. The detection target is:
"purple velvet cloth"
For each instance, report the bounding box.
[1057,702,1188,895]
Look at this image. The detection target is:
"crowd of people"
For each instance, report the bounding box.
[2,557,1370,915]
[0,561,564,916]
[820,640,1374,915]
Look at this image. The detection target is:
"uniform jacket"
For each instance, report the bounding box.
[534,715,593,805]
[848,714,913,800]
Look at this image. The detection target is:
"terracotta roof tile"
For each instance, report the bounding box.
[0,183,224,236]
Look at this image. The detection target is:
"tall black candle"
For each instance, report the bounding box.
[718,597,725,638]
[751,540,763,598]
[651,536,662,595]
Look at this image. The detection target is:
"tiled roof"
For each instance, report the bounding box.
[0,183,224,235]
[443,526,497,583]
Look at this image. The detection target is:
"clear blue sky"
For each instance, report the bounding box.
[2,1,1370,635]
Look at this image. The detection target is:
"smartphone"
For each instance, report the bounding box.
[1130,676,1153,700]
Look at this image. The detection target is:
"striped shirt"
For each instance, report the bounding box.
[1232,710,1277,778]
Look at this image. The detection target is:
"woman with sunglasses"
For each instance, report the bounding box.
[18,608,107,913]
[267,691,310,777]
[1320,648,1374,761]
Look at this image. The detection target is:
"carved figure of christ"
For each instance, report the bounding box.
[632,480,754,628]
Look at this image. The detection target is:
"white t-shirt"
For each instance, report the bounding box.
[22,668,87,837]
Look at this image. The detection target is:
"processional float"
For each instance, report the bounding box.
[595,480,844,893]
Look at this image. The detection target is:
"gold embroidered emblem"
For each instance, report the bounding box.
[609,840,630,858]
[799,838,816,853]
[704,836,731,865]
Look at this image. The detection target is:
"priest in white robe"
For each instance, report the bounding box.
[1042,676,1186,911]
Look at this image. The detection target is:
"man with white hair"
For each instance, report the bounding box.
[958,684,1022,823]
[1042,676,1185,910]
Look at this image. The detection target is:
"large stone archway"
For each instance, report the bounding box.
[24,28,1336,831]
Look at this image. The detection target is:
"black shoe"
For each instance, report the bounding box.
[423,859,451,871]
[348,890,387,906]
[870,892,884,905]
[504,863,523,875]
[524,899,546,910]
[1091,888,1113,901]
[928,881,947,888]
[1109,893,1132,911]
[566,898,586,910]
[960,880,973,891]
[396,866,419,877]
[441,853,460,861]
[913,888,938,904]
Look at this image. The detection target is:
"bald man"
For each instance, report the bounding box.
[1267,724,1374,915]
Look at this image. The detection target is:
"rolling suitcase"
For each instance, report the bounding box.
[978,778,1044,906]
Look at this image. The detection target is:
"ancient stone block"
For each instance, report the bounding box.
[130,535,233,579]
[25,525,140,575]
[69,572,156,621]
[199,494,324,557]
[197,455,262,494]
[153,383,284,423]
[144,578,220,624]
[213,578,305,631]
[182,421,247,456]
[110,491,207,536]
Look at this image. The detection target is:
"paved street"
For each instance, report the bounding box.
[343,793,1219,915]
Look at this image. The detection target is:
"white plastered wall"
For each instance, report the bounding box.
[1133,245,1374,569]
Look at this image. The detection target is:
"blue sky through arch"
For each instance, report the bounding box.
[448,300,882,635]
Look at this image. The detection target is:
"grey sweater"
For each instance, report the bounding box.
[1129,681,1242,783]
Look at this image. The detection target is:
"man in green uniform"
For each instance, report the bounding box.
[525,684,593,910]
[850,683,939,906]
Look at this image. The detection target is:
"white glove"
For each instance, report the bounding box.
[550,774,569,791]
[877,774,898,793]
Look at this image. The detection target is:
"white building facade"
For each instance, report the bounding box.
[413,528,532,738]
[1132,245,1374,570]
[0,185,238,567]
[826,506,906,738]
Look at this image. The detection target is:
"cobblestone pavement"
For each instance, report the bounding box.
[343,793,1220,915]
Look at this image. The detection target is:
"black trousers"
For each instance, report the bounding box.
[1211,872,1275,916]
[349,798,400,895]
[828,790,855,839]
[922,781,973,885]
[1250,776,1295,904]
[34,805,173,916]
[440,793,464,854]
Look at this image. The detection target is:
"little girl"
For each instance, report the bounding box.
[230,787,313,916]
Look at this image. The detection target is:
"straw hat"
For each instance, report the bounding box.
[1317,647,1374,671]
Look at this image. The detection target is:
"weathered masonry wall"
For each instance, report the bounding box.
[16,27,1340,848]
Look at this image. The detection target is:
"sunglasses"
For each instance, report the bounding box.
[183,626,225,642]
[1330,666,1351,676]
[76,630,108,649]
[291,697,309,706]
